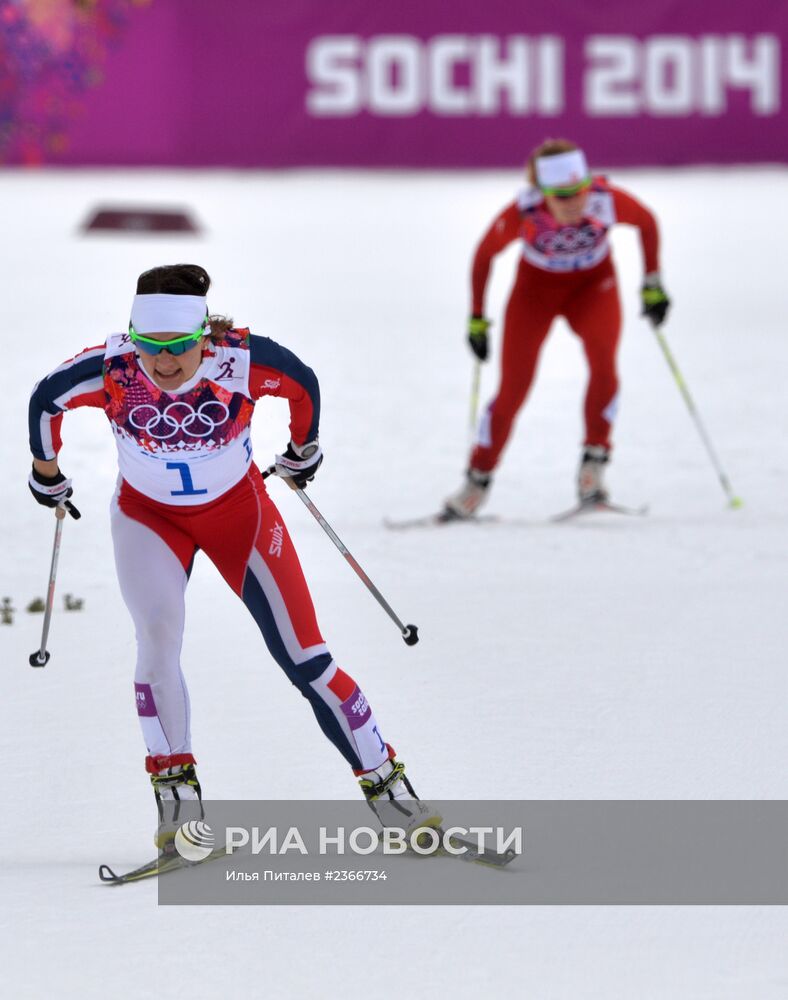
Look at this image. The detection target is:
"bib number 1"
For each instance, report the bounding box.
[166,462,208,497]
[165,438,250,497]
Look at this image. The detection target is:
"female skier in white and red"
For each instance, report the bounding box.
[28,264,434,842]
[444,139,671,518]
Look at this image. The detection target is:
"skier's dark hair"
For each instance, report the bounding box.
[135,263,211,296]
[135,264,232,340]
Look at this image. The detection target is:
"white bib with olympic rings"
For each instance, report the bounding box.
[104,332,255,505]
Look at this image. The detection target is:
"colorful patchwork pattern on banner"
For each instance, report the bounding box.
[2,1,785,166]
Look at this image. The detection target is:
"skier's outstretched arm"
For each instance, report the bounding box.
[28,344,105,516]
[468,201,521,360]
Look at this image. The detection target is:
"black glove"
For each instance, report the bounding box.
[641,277,671,328]
[467,315,491,361]
[28,465,81,519]
[274,440,323,489]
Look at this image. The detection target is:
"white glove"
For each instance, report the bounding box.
[274,440,323,488]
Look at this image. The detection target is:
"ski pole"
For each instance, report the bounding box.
[29,505,68,667]
[264,468,419,646]
[469,358,481,439]
[651,324,742,509]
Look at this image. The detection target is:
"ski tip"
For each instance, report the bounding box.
[552,500,649,522]
[384,510,499,530]
[729,496,744,510]
[98,864,121,883]
[383,512,451,530]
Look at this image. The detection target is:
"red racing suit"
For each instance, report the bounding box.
[469,177,660,470]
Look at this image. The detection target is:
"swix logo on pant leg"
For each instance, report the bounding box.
[269,522,285,558]
[340,686,372,731]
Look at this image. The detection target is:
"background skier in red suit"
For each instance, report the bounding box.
[445,138,671,518]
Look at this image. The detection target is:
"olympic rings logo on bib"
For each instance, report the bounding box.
[537,223,603,255]
[128,401,231,440]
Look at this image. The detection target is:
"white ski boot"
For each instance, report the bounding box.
[577,446,610,503]
[359,758,442,838]
[443,468,491,519]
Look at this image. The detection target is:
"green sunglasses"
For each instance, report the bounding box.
[128,322,208,356]
[540,177,592,199]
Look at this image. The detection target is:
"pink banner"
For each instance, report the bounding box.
[2,0,785,166]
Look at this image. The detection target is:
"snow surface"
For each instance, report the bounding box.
[1,167,787,999]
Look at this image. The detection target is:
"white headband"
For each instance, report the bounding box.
[130,294,208,335]
[535,149,590,190]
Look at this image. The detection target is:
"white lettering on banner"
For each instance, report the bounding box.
[306,36,362,114]
[307,33,779,119]
[537,36,564,114]
[306,34,565,116]
[585,36,640,116]
[647,36,694,114]
[368,36,422,115]
[727,35,780,114]
[699,37,724,115]
[475,36,528,113]
[430,35,473,114]
[585,34,780,116]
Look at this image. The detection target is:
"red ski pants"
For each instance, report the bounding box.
[471,257,622,473]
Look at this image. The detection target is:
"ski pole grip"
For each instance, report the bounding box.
[262,465,300,491]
